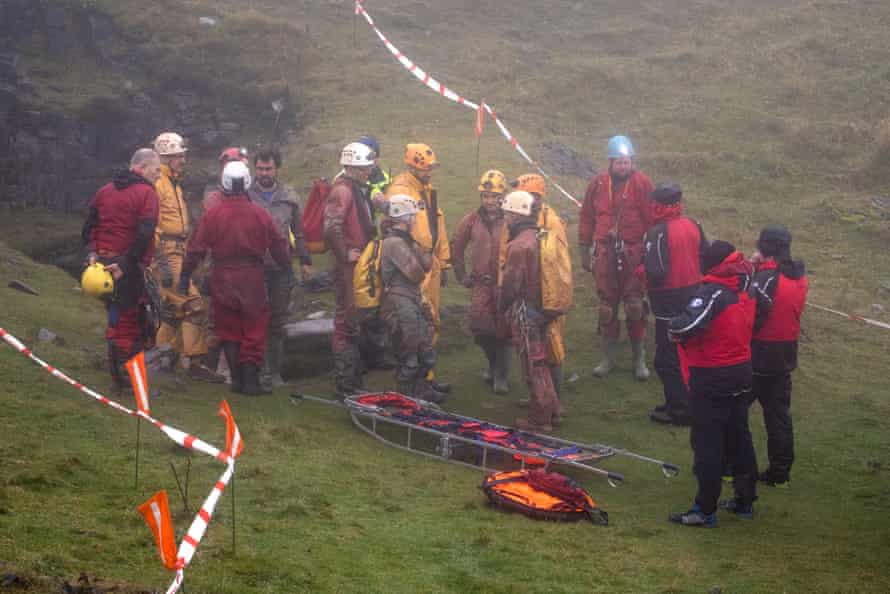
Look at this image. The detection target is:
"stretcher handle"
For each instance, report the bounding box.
[606,472,624,488]
[290,393,346,408]
[661,463,680,478]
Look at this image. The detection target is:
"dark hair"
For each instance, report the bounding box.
[254,147,282,168]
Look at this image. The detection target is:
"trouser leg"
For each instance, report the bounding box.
[264,269,290,384]
[654,318,689,413]
[728,392,758,504]
[474,334,497,379]
[756,372,794,479]
[691,394,728,515]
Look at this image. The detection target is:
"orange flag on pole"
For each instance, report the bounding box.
[125,352,150,414]
[217,400,244,459]
[475,99,486,138]
[137,491,178,571]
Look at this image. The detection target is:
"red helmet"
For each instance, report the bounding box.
[218,147,248,164]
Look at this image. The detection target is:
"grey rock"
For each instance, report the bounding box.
[8,280,39,296]
[37,328,57,343]
[284,318,334,338]
[872,303,885,315]
[199,16,218,27]
[306,310,328,320]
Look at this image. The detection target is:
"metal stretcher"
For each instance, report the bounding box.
[291,392,679,487]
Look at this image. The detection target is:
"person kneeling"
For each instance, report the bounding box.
[668,241,758,527]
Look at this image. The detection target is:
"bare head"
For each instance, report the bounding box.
[130,148,161,183]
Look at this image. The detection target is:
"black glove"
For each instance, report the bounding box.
[176,274,191,296]
[440,269,448,287]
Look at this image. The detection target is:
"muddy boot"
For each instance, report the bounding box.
[334,347,363,398]
[202,344,222,377]
[241,363,271,396]
[492,345,511,394]
[592,338,617,377]
[222,342,242,394]
[261,334,285,390]
[188,357,226,383]
[107,341,127,397]
[632,341,650,381]
[415,380,446,404]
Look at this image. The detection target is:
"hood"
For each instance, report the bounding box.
[112,169,153,190]
[703,251,753,291]
[651,202,684,224]
[759,258,806,280]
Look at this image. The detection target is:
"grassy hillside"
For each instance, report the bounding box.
[2,1,890,592]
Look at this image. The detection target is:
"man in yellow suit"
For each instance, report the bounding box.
[386,143,451,395]
[151,132,222,382]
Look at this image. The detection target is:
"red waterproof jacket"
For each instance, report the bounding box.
[670,253,756,396]
[644,204,707,318]
[578,171,653,246]
[182,194,290,311]
[82,170,159,266]
[751,259,808,374]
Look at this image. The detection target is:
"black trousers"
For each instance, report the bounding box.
[654,318,689,414]
[753,372,794,480]
[691,392,758,514]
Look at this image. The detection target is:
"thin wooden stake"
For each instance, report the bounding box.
[231,475,236,556]
[134,417,141,491]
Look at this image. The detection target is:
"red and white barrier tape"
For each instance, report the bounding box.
[0,327,232,593]
[355,1,582,207]
[807,302,890,331]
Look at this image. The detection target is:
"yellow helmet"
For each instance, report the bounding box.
[478,169,507,194]
[404,143,439,171]
[81,263,114,298]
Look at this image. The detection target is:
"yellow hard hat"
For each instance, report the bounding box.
[404,143,439,171]
[478,169,507,194]
[81,263,114,298]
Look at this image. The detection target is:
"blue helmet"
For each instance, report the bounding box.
[356,134,380,158]
[607,135,635,159]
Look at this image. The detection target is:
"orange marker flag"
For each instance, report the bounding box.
[475,99,486,138]
[217,400,244,459]
[137,491,178,571]
[125,352,150,414]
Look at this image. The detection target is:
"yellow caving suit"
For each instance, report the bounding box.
[385,172,450,344]
[498,202,567,366]
[151,164,209,358]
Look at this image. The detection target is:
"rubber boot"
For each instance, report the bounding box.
[222,342,242,394]
[261,334,285,390]
[107,341,127,397]
[334,347,363,398]
[492,344,511,394]
[202,344,222,377]
[241,363,271,396]
[475,336,497,384]
[592,338,617,377]
[632,341,650,381]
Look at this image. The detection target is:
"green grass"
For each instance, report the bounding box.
[3,0,890,592]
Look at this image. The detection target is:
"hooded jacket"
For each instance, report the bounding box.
[644,203,707,318]
[751,258,808,374]
[669,252,756,396]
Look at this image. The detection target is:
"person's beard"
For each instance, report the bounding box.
[257,176,276,189]
[609,168,631,182]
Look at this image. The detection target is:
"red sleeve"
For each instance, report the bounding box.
[449,212,475,280]
[578,177,597,246]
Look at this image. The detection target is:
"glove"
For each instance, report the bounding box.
[176,274,191,296]
[440,269,448,287]
[461,275,474,289]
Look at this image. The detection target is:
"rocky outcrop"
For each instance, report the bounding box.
[0,0,296,213]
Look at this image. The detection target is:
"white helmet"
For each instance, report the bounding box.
[501,190,536,216]
[340,142,376,167]
[153,132,188,156]
[386,194,419,219]
[221,161,252,193]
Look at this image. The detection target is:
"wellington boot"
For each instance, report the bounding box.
[492,345,511,394]
[261,335,285,389]
[592,339,617,378]
[222,342,242,394]
[415,381,446,404]
[631,341,650,381]
[241,363,271,396]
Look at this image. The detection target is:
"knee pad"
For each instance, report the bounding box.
[625,298,645,322]
[598,304,615,326]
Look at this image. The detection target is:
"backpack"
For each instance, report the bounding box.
[481,469,608,525]
[539,207,573,316]
[302,178,331,254]
[353,239,383,311]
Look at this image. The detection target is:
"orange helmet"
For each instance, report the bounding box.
[404,143,439,171]
[511,173,547,197]
[478,169,507,194]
